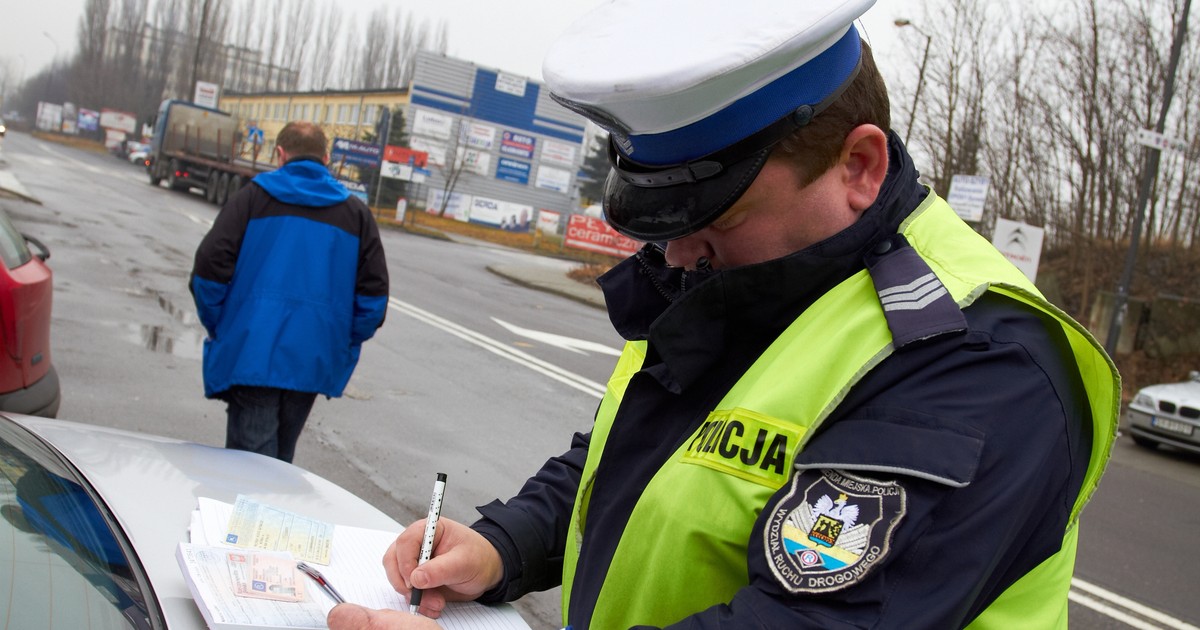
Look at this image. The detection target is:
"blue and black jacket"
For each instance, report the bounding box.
[190,158,388,399]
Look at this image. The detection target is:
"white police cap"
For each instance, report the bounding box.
[543,0,877,242]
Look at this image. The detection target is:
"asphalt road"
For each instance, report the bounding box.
[1,131,1197,629]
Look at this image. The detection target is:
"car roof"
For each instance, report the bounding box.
[6,413,402,629]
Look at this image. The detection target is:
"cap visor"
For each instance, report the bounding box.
[603,146,772,242]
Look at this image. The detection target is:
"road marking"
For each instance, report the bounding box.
[392,300,1194,630]
[1071,578,1199,629]
[388,297,607,399]
[491,317,621,357]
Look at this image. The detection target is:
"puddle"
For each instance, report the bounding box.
[153,291,199,325]
[120,323,206,360]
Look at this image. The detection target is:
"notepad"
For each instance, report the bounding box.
[177,498,531,630]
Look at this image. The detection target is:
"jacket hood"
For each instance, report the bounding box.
[253,158,350,207]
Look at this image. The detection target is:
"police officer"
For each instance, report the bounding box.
[329,1,1119,627]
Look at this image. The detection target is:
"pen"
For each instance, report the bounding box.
[296,561,346,604]
[410,472,447,615]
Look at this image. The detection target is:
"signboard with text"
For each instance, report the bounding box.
[331,137,382,167]
[384,145,428,167]
[496,157,531,185]
[500,131,536,159]
[565,214,641,258]
[991,218,1044,282]
[99,109,137,134]
[946,174,990,223]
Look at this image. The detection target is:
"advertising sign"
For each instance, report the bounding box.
[381,161,428,183]
[194,81,220,109]
[383,145,428,167]
[565,214,641,258]
[536,209,562,236]
[337,178,369,203]
[426,189,471,222]
[495,72,528,98]
[410,137,448,166]
[465,122,496,149]
[496,158,531,185]
[946,174,990,223]
[540,140,578,167]
[500,131,536,159]
[459,149,492,176]
[469,196,532,230]
[535,165,572,193]
[36,102,63,132]
[104,128,127,150]
[991,218,1044,282]
[61,102,78,135]
[413,108,454,139]
[77,108,100,132]
[99,108,138,134]
[331,137,382,167]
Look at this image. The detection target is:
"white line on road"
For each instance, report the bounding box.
[388,297,607,399]
[391,295,1194,629]
[1072,578,1198,629]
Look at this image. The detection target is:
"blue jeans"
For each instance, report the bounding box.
[224,386,318,463]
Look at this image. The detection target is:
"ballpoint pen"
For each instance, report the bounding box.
[410,472,448,615]
[297,561,346,604]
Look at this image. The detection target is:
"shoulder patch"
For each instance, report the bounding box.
[763,469,906,593]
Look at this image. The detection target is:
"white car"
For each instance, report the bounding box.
[1125,370,1200,454]
[0,412,404,629]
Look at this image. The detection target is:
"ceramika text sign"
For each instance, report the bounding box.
[564,214,641,258]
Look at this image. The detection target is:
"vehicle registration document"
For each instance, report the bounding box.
[176,497,532,630]
[225,495,334,565]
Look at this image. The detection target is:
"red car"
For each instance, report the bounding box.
[0,208,59,417]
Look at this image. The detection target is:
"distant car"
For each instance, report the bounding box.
[0,412,406,629]
[0,208,59,417]
[1126,370,1200,454]
[0,117,7,137]
[127,141,150,165]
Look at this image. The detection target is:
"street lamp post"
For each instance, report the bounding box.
[42,32,59,102]
[894,19,932,146]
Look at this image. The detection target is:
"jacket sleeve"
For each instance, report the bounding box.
[650,297,1093,629]
[471,431,590,603]
[350,199,389,343]
[190,185,255,337]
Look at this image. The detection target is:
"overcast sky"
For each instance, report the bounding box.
[2,0,927,88]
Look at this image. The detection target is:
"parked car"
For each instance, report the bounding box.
[0,207,59,417]
[0,411,405,628]
[126,141,151,165]
[1126,370,1200,454]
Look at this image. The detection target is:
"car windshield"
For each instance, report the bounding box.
[0,420,153,629]
[0,210,31,270]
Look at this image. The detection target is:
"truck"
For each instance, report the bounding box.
[145,99,273,206]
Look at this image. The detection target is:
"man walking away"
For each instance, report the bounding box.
[190,121,389,463]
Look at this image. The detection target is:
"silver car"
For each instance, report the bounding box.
[1126,370,1200,455]
[0,412,404,629]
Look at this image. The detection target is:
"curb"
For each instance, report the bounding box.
[486,265,606,311]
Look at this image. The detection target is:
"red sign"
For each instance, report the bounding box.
[564,214,641,258]
[383,145,428,168]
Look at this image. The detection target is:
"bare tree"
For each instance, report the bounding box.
[72,0,112,109]
[306,1,343,90]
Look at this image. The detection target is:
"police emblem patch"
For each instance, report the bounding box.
[764,469,906,593]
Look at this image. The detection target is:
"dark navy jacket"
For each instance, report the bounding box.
[190,158,388,398]
[472,136,1092,628]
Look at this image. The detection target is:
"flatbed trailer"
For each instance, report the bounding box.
[146,99,274,206]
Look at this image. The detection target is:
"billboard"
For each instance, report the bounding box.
[565,214,641,258]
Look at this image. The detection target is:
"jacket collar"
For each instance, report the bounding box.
[597,132,928,392]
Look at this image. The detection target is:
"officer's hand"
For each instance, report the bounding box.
[327,603,439,630]
[383,517,504,617]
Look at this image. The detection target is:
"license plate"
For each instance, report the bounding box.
[1151,416,1195,436]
